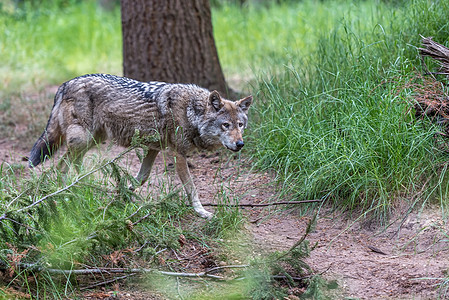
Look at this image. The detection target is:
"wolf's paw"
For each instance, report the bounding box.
[197,209,214,220]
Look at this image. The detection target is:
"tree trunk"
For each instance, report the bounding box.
[121,0,229,96]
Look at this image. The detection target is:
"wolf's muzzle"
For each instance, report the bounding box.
[235,140,244,150]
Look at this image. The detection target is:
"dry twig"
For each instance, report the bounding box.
[202,199,322,207]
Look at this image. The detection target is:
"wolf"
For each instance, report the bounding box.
[29,74,253,219]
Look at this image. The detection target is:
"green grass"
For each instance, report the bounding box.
[245,0,449,218]
[0,0,121,95]
[214,0,398,75]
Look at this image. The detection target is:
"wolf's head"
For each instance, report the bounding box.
[200,90,253,152]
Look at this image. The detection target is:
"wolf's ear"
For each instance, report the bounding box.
[236,95,253,114]
[209,90,223,111]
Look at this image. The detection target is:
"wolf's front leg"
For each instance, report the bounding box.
[175,155,213,219]
[130,150,159,191]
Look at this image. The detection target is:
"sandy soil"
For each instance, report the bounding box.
[1,139,448,299]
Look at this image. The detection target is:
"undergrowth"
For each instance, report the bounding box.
[0,146,317,298]
[0,144,253,297]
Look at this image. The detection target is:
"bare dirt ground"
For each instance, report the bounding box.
[1,138,449,299]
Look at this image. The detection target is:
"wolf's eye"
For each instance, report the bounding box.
[222,123,230,130]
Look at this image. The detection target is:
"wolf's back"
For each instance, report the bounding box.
[28,85,65,167]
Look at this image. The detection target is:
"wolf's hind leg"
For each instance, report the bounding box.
[58,124,94,173]
[175,155,213,219]
[130,149,159,191]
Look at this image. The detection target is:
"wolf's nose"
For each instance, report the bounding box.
[236,140,244,149]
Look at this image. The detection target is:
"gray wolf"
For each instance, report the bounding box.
[29,74,253,219]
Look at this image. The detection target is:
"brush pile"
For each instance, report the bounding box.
[414,37,449,129]
[420,37,449,75]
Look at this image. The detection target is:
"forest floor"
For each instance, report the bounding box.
[1,138,449,300]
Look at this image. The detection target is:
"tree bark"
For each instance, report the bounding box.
[121,0,229,96]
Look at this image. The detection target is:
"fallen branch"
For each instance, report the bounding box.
[2,260,312,290]
[202,199,322,207]
[0,261,251,281]
[0,147,136,223]
[41,266,222,280]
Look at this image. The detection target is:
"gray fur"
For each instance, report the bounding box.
[29,74,253,219]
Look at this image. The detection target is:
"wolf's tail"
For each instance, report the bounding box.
[28,130,61,167]
[29,86,65,167]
